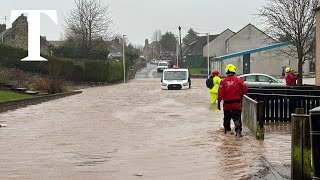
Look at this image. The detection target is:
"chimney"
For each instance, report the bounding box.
[0,24,6,33]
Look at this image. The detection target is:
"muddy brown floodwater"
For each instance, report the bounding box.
[0,67,293,179]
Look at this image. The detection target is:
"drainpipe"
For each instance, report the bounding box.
[314,7,320,90]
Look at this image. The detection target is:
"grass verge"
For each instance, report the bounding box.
[189,68,207,75]
[0,91,32,102]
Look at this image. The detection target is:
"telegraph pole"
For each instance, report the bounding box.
[178,26,182,67]
[152,46,154,60]
[176,38,179,66]
[122,34,127,83]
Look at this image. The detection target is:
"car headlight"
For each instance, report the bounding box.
[182,83,188,86]
[162,83,167,86]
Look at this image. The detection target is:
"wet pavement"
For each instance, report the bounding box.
[0,64,304,179]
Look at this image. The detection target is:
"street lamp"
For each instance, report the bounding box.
[178,26,182,67]
[152,45,154,60]
[122,34,127,83]
[176,37,179,66]
[160,45,162,60]
[207,33,210,78]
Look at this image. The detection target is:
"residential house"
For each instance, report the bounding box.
[203,29,235,58]
[48,40,65,47]
[205,24,309,76]
[184,35,218,68]
[106,38,123,57]
[0,14,51,56]
[143,39,160,61]
[185,35,219,56]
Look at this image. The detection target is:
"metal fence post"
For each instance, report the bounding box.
[291,108,312,180]
[309,107,320,180]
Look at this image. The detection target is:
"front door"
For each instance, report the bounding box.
[243,54,250,74]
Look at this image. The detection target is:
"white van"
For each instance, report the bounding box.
[157,61,169,72]
[161,68,191,90]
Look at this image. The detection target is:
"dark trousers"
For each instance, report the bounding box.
[223,109,242,132]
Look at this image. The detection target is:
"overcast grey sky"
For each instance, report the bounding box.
[0,0,265,46]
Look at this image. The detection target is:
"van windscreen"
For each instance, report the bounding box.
[159,63,167,66]
[164,71,187,80]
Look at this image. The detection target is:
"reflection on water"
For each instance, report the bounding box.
[263,123,291,165]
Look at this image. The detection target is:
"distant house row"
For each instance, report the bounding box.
[186,24,311,76]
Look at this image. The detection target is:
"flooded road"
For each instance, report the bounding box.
[0,64,293,179]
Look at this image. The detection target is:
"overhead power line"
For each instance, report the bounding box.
[179,26,220,34]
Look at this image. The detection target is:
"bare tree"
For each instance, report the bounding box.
[259,0,318,84]
[151,29,162,55]
[151,29,162,42]
[64,0,113,58]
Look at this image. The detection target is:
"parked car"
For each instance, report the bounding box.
[157,61,169,72]
[161,68,191,90]
[238,73,285,87]
[151,59,159,64]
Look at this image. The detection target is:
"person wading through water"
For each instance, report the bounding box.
[207,70,221,110]
[218,64,248,137]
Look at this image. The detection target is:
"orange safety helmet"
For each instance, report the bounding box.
[212,70,219,76]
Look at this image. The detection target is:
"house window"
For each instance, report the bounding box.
[11,35,15,40]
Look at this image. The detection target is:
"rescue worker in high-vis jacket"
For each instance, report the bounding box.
[208,70,221,110]
[218,64,248,137]
[285,67,298,86]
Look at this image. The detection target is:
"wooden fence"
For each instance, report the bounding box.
[242,95,265,140]
[247,90,320,122]
[242,86,320,179]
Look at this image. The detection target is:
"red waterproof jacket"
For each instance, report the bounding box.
[218,75,248,110]
[285,72,298,86]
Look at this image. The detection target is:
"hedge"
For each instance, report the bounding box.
[107,60,123,82]
[59,60,74,79]
[71,65,84,82]
[0,44,46,73]
[84,60,123,82]
[0,44,125,83]
[0,44,74,78]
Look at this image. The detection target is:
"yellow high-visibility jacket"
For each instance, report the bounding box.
[209,76,221,93]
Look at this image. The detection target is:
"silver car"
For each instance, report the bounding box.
[238,73,285,87]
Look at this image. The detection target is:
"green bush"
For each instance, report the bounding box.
[0,44,47,73]
[107,60,123,82]
[84,61,107,82]
[84,60,123,82]
[59,60,74,79]
[0,44,76,79]
[71,65,84,82]
[0,44,127,83]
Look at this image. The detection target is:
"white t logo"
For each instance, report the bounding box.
[10,10,58,61]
